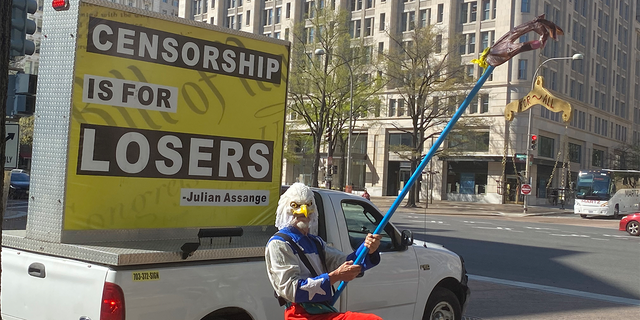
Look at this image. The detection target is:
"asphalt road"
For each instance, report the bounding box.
[389,211,640,320]
[3,198,639,319]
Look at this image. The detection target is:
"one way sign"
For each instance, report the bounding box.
[5,123,19,169]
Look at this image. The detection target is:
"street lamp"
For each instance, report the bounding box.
[523,53,583,213]
[315,48,355,192]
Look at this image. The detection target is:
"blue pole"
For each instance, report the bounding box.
[331,65,495,306]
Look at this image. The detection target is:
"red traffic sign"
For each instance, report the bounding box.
[521,184,532,195]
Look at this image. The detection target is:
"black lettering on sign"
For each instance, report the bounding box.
[86,17,283,84]
[77,123,273,182]
[132,271,161,282]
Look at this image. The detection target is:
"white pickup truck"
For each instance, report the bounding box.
[2,188,469,320]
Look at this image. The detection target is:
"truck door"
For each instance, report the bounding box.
[329,198,419,319]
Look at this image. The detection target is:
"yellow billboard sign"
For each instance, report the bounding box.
[65,3,289,230]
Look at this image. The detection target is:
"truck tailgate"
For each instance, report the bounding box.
[1,247,110,320]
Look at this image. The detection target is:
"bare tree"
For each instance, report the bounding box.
[382,25,480,207]
[287,6,383,188]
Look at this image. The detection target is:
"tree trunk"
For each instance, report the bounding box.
[405,156,419,207]
[310,132,321,187]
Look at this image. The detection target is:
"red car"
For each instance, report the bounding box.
[619,213,640,236]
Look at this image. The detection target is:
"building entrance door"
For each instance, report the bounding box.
[505,176,522,204]
[386,161,411,196]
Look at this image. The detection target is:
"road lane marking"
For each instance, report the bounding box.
[473,226,523,232]
[463,220,493,224]
[469,275,640,306]
[549,233,590,237]
[525,226,558,231]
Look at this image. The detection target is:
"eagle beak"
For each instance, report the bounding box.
[294,205,309,218]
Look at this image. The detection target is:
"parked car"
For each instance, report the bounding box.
[9,171,30,199]
[619,213,640,236]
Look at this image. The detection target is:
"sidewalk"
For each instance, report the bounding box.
[368,196,574,217]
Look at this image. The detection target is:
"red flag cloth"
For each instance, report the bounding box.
[484,14,563,67]
[284,303,382,320]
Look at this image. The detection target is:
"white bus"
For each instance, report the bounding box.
[574,169,640,218]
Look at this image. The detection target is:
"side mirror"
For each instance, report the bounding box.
[401,229,414,248]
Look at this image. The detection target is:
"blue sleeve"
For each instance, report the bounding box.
[346,245,380,271]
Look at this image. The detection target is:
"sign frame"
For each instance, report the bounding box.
[4,123,20,169]
[25,0,290,244]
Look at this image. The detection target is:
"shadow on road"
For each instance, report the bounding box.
[402,230,640,319]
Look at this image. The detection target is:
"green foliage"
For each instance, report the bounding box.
[19,115,33,146]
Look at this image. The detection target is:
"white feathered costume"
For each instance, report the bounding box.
[265,183,380,308]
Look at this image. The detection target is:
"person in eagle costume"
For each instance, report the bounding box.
[265,183,383,319]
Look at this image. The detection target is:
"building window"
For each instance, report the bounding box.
[388,99,397,116]
[401,11,415,32]
[286,3,291,18]
[449,131,490,152]
[365,0,374,9]
[437,4,444,23]
[350,20,361,38]
[568,143,581,163]
[305,1,316,18]
[447,162,488,195]
[481,31,490,50]
[518,59,528,80]
[263,9,273,26]
[492,0,496,19]
[592,149,605,167]
[420,9,430,27]
[365,17,373,36]
[482,0,490,20]
[538,136,554,158]
[351,0,362,11]
[521,0,530,12]
[389,133,412,146]
[460,2,469,23]
[470,1,477,21]
[435,35,442,53]
[480,94,489,113]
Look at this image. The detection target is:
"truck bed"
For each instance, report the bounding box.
[1,226,276,266]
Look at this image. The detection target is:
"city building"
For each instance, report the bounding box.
[181,0,638,205]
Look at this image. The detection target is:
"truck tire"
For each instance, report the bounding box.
[423,287,462,320]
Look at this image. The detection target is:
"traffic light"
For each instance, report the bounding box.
[10,0,38,58]
[6,73,37,116]
[530,134,537,150]
[52,0,70,11]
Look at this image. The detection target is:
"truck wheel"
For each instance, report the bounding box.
[423,287,462,320]
[614,205,620,219]
[580,214,587,218]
